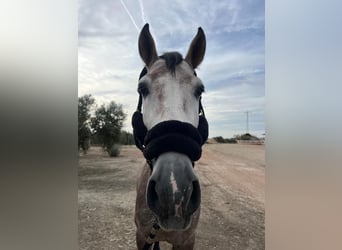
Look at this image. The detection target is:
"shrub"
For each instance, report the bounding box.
[213,136,225,143]
[80,138,91,154]
[108,144,121,157]
[213,136,237,144]
[224,138,237,143]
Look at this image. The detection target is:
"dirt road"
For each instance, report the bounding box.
[79,144,264,250]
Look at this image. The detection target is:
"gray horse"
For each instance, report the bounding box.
[133,24,207,249]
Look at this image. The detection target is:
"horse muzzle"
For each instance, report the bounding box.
[146,152,201,231]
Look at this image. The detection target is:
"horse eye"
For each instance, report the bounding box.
[138,82,149,97]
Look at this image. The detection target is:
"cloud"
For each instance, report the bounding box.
[78,0,265,137]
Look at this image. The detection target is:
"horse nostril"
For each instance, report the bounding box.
[187,180,201,215]
[146,180,160,213]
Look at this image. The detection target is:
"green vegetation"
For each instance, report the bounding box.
[78,94,95,154]
[213,136,237,144]
[212,133,261,144]
[108,144,121,157]
[78,95,130,157]
[120,131,135,145]
[235,133,260,141]
[92,101,126,155]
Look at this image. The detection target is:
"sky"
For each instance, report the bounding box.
[78,0,265,138]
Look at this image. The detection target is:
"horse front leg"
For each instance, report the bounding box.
[172,235,195,250]
[136,230,148,250]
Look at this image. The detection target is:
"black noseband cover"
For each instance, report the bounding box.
[144,132,202,161]
[144,120,203,146]
[198,116,209,144]
[143,121,203,161]
[131,113,209,161]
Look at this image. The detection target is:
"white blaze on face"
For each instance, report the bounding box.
[170,171,183,217]
[170,171,178,198]
[140,60,202,130]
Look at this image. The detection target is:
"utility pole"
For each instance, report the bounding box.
[245,111,250,134]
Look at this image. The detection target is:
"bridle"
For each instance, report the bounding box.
[131,67,209,170]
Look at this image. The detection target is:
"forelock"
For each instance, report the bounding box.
[159,52,183,75]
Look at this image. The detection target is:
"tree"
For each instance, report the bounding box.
[78,94,95,153]
[92,101,126,154]
[213,136,237,144]
[235,133,259,141]
[120,131,135,145]
[213,136,225,143]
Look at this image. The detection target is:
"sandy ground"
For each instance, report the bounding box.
[79,144,265,250]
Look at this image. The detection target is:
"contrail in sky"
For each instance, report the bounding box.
[138,0,147,23]
[119,0,139,32]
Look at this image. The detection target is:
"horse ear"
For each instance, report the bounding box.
[138,23,158,68]
[185,27,206,69]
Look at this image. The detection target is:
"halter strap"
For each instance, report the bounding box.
[137,94,143,112]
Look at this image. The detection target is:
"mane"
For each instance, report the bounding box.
[159,52,183,75]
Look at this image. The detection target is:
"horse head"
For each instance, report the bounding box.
[133,23,207,231]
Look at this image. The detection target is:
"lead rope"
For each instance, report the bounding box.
[143,223,160,250]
